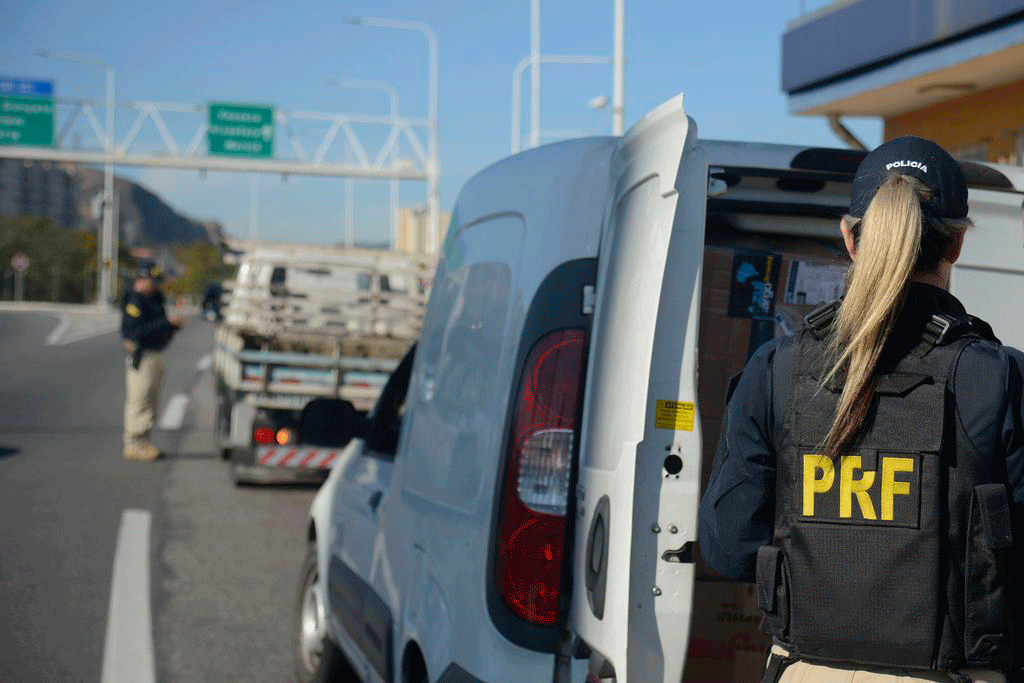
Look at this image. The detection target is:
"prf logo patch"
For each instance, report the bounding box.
[801,453,921,528]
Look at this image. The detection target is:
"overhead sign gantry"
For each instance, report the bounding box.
[0,92,431,181]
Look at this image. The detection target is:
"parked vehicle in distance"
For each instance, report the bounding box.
[213,244,432,484]
[293,95,1024,683]
[202,283,224,321]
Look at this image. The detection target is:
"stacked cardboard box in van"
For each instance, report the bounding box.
[685,235,849,683]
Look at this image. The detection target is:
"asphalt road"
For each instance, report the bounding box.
[0,309,316,683]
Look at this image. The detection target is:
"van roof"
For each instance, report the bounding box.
[469,137,1024,198]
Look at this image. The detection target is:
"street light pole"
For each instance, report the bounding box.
[35,48,117,305]
[344,17,440,253]
[325,79,401,249]
[511,54,614,153]
[530,0,542,149]
[249,174,259,241]
[612,0,625,135]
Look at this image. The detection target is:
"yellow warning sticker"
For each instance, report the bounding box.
[655,400,695,431]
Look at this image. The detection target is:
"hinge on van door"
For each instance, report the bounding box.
[707,167,728,197]
[582,285,596,315]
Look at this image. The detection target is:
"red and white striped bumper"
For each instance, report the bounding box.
[255,446,340,469]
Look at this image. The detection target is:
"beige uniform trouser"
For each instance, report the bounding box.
[772,645,1006,683]
[124,350,164,445]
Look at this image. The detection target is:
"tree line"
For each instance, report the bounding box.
[0,216,233,304]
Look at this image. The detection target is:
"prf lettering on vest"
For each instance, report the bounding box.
[802,454,918,525]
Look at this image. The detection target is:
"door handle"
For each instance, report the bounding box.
[368,490,383,513]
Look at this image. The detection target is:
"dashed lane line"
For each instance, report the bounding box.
[101,509,156,683]
[158,394,190,431]
[195,353,213,372]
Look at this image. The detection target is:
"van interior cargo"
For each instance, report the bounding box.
[686,194,852,683]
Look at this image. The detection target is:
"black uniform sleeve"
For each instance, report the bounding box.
[122,292,177,348]
[698,337,785,581]
[952,342,1024,505]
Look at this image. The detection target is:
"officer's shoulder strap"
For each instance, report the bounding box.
[802,299,841,339]
[919,312,1001,350]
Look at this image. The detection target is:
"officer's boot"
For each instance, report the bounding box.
[124,440,161,461]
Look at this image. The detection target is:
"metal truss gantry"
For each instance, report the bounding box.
[1,96,432,179]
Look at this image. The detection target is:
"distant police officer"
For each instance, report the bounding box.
[699,137,1023,683]
[121,262,182,460]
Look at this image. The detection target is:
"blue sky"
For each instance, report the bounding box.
[1,0,881,245]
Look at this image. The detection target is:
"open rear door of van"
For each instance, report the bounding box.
[571,95,709,683]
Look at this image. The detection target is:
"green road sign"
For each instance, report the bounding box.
[0,95,54,146]
[207,102,274,158]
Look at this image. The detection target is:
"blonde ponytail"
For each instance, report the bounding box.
[821,174,931,458]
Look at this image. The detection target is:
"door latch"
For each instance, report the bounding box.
[662,541,695,564]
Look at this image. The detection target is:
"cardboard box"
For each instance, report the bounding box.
[695,237,849,581]
[683,229,849,679]
[683,580,770,683]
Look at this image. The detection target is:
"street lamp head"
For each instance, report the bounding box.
[588,95,610,110]
[342,16,365,25]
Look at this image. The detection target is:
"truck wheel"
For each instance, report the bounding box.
[294,543,356,683]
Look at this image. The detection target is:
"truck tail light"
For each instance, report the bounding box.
[496,328,586,626]
[252,426,275,445]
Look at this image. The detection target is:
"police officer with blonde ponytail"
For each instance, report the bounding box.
[699,137,1023,683]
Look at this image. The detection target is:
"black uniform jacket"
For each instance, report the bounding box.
[698,283,1024,581]
[121,290,177,352]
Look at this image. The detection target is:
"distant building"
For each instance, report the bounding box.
[396,205,451,254]
[0,158,79,230]
[781,2,1024,163]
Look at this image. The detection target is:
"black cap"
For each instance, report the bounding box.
[137,261,163,282]
[849,136,968,219]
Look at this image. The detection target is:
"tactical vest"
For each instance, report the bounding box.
[757,301,1015,672]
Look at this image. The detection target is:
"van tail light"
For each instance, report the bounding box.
[496,328,586,626]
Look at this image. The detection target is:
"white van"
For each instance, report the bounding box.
[292,96,1024,683]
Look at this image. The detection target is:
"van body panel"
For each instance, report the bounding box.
[572,95,709,683]
[951,186,1024,348]
[383,137,616,682]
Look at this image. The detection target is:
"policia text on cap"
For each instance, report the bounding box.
[699,137,1023,683]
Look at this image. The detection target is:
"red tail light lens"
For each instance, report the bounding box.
[496,329,585,626]
[252,426,275,445]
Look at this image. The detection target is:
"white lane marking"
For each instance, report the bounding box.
[45,313,71,345]
[195,353,213,372]
[158,394,190,431]
[101,509,156,683]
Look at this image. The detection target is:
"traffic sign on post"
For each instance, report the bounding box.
[207,102,274,158]
[0,78,55,147]
[11,253,30,272]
